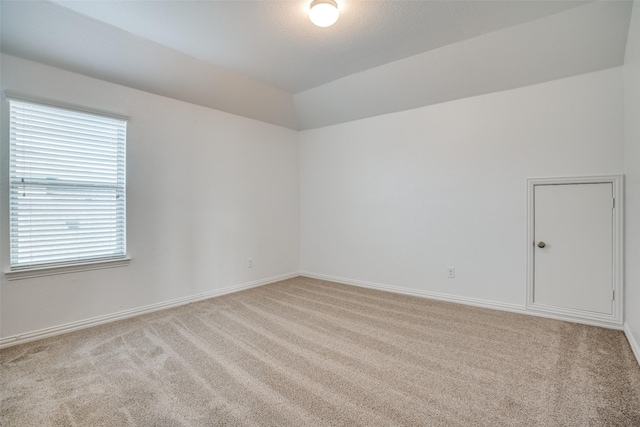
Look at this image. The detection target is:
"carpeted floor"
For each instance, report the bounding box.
[1,276,640,426]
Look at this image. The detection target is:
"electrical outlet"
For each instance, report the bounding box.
[247,258,253,269]
[447,267,455,278]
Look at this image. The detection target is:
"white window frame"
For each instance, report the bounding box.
[4,96,130,280]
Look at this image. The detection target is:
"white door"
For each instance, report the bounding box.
[533,183,613,314]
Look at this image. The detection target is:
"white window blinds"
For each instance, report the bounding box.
[9,99,127,269]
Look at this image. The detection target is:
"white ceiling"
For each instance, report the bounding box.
[0,1,635,129]
[295,0,633,129]
[48,0,590,93]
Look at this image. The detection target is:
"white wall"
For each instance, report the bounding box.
[0,55,300,339]
[624,2,640,359]
[0,51,633,348]
[300,68,625,307]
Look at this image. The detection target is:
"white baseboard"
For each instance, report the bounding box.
[5,270,632,354]
[624,323,640,366]
[299,271,625,331]
[0,271,300,349]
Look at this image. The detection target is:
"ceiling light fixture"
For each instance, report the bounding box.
[309,0,339,28]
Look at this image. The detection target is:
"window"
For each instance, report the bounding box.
[9,99,127,270]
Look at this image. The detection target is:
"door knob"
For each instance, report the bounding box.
[537,241,546,248]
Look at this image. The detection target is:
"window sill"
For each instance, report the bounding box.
[4,257,131,281]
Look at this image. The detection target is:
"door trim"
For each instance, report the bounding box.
[526,175,624,326]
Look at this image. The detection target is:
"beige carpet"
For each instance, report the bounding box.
[2,276,640,426]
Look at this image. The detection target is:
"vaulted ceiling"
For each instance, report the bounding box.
[0,1,634,130]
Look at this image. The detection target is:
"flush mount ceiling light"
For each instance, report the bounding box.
[309,0,339,27]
